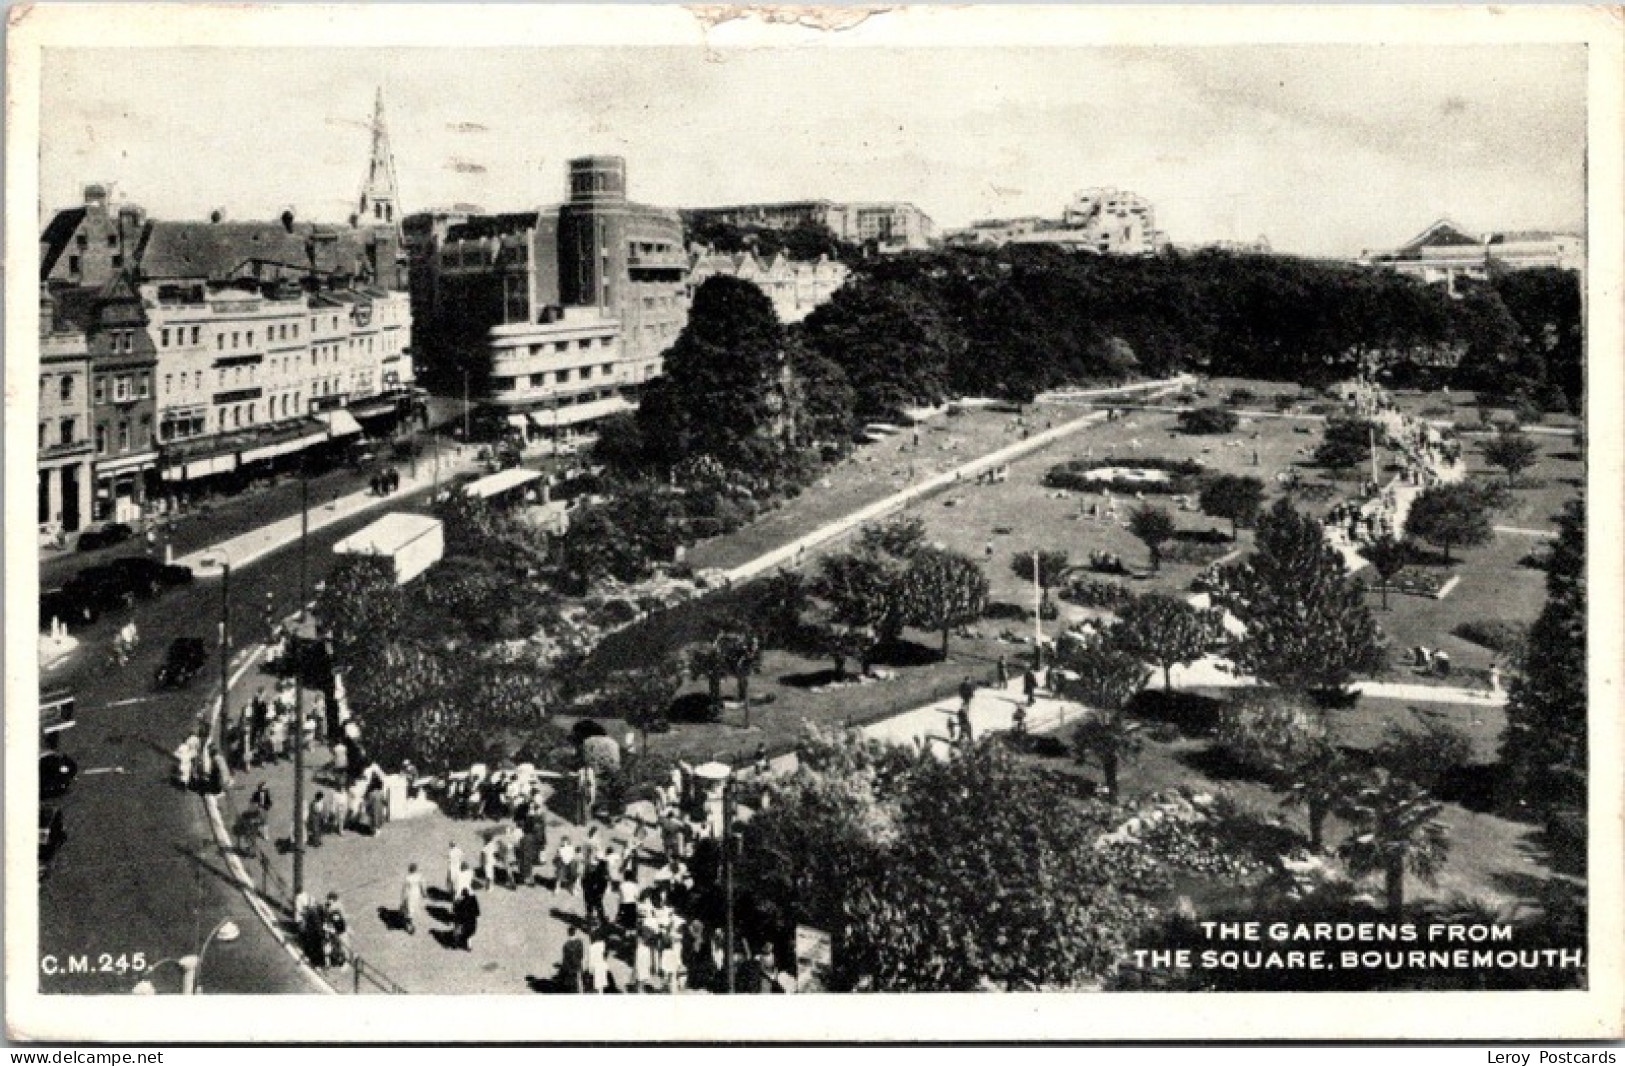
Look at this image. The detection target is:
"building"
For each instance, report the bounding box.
[36,92,414,509]
[37,287,95,537]
[407,157,689,444]
[943,188,1167,255]
[1360,219,1586,293]
[686,248,849,324]
[685,200,935,253]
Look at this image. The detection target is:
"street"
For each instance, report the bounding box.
[36,477,441,995]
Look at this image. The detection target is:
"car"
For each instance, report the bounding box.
[107,556,194,597]
[39,803,67,872]
[40,751,79,800]
[40,587,95,629]
[61,565,141,616]
[76,522,135,552]
[155,637,208,689]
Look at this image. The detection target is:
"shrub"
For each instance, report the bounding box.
[1044,456,1205,495]
[581,734,621,774]
[1452,619,1529,660]
[1160,539,1232,566]
[1272,394,1297,412]
[1063,577,1137,609]
[1177,407,1241,435]
[1228,388,1259,406]
[1214,692,1328,782]
[1375,718,1474,792]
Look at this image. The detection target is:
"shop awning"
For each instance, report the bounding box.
[464,467,543,500]
[316,409,364,438]
[507,414,530,429]
[163,453,237,481]
[241,430,328,465]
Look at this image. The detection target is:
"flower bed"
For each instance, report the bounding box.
[1097,789,1293,882]
[1387,567,1459,600]
[1045,456,1205,495]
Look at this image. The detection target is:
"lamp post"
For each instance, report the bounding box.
[462,368,471,443]
[722,771,736,994]
[1031,548,1043,669]
[292,466,308,899]
[216,558,231,741]
[130,919,240,994]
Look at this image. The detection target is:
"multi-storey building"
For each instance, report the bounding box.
[37,287,95,536]
[686,248,848,324]
[1361,219,1585,294]
[408,157,688,444]
[37,92,415,507]
[685,200,935,253]
[944,189,1167,255]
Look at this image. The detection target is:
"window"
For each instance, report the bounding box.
[578,339,592,349]
[139,415,151,447]
[117,420,130,452]
[60,375,73,402]
[138,372,151,399]
[531,373,548,388]
[68,255,80,274]
[161,328,171,347]
[554,342,568,353]
[218,334,225,351]
[232,332,240,349]
[194,370,203,390]
[111,254,123,269]
[191,326,201,345]
[39,423,47,450]
[76,233,88,249]
[107,234,118,248]
[60,418,75,446]
[247,403,256,424]
[602,363,614,376]
[164,373,173,395]
[581,365,593,380]
[96,424,108,454]
[219,369,227,387]
[557,368,571,383]
[293,323,300,339]
[247,330,254,347]
[114,375,132,402]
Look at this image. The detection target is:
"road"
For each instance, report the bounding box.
[36,481,440,995]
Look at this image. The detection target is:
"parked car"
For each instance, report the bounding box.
[76,522,135,552]
[155,637,208,689]
[107,556,194,597]
[39,802,67,873]
[40,588,93,630]
[62,565,142,616]
[40,751,79,800]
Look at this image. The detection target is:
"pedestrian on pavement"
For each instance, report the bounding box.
[400,862,425,935]
[251,781,273,818]
[587,924,610,992]
[308,793,326,849]
[554,835,579,895]
[446,841,464,898]
[958,675,975,713]
[583,854,611,927]
[452,887,480,951]
[753,741,769,777]
[957,702,974,747]
[996,654,1008,686]
[1023,668,1039,708]
[577,764,597,824]
[617,874,642,940]
[479,834,500,889]
[558,926,587,992]
[456,860,476,900]
[580,825,601,874]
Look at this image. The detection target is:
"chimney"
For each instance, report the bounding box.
[281,208,296,233]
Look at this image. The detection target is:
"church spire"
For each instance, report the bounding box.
[357,86,401,233]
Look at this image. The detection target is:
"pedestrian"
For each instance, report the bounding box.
[753,741,769,777]
[958,675,975,713]
[617,874,642,940]
[580,825,602,874]
[479,833,500,889]
[251,781,273,819]
[1023,667,1039,708]
[452,887,480,951]
[577,763,598,824]
[307,793,326,849]
[456,860,476,900]
[587,924,610,993]
[400,862,425,935]
[583,853,611,927]
[555,835,579,895]
[553,925,586,992]
[957,702,974,746]
[996,654,1009,686]
[446,840,464,898]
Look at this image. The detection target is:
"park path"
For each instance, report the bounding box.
[722,374,1195,584]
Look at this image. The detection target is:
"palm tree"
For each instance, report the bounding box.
[1072,712,1144,801]
[1281,742,1353,852]
[1337,768,1451,916]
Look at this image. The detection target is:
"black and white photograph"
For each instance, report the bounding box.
[5,3,1622,1044]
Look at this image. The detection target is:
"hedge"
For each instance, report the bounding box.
[1044,456,1205,495]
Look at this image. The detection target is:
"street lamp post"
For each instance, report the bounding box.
[722,773,736,994]
[293,468,308,899]
[130,919,240,994]
[217,559,231,742]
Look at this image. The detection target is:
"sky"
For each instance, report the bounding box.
[39,44,1587,258]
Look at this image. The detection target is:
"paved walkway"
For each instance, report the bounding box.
[1159,654,1506,707]
[176,448,482,576]
[1495,525,1557,538]
[725,374,1195,584]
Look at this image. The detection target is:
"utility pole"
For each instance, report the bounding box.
[218,560,231,742]
[723,774,736,994]
[462,369,471,443]
[292,468,308,899]
[1032,548,1043,669]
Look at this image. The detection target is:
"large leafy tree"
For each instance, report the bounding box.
[640,274,790,473]
[799,278,963,419]
[902,547,990,659]
[1128,505,1176,573]
[1338,768,1451,917]
[1480,430,1541,487]
[1501,498,1586,817]
[1281,740,1354,852]
[598,656,685,754]
[714,630,764,726]
[315,555,406,665]
[1199,474,1266,541]
[839,744,1161,991]
[1110,592,1220,692]
[813,544,911,646]
[1010,549,1071,606]
[1220,498,1382,695]
[1358,535,1409,612]
[1404,483,1493,563]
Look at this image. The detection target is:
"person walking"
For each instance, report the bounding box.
[399,863,425,935]
[446,841,464,898]
[452,887,480,951]
[583,854,611,927]
[559,926,587,992]
[587,925,610,993]
[958,675,975,714]
[307,793,326,849]
[995,654,1009,687]
[1023,667,1039,708]
[554,835,579,896]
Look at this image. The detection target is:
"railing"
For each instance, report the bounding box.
[352,955,409,994]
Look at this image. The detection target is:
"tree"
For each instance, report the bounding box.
[813,546,910,646]
[686,641,728,721]
[1010,549,1070,610]
[1404,483,1493,563]
[857,515,927,560]
[902,548,990,660]
[315,555,406,666]
[1281,741,1354,852]
[1127,505,1176,572]
[1338,768,1451,917]
[1358,535,1409,611]
[714,630,763,726]
[1501,498,1586,818]
[1177,406,1240,435]
[1480,430,1540,487]
[809,616,878,681]
[1111,592,1220,692]
[1215,689,1331,781]
[599,657,684,755]
[1054,633,1153,714]
[1072,713,1145,803]
[1198,474,1265,541]
[639,274,790,475]
[839,744,1161,990]
[1220,498,1382,695]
